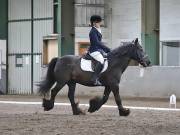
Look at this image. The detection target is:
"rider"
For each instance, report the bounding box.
[88,15,111,85]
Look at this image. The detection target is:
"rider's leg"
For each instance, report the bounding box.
[91,61,103,85]
[90,51,104,85]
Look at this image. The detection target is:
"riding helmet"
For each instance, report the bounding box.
[90,15,102,26]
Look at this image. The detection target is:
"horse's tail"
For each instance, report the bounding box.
[38,57,58,95]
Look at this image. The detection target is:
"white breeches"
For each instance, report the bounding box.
[90,51,104,64]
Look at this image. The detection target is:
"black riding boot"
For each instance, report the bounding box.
[91,62,103,86]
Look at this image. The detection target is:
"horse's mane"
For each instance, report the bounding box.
[108,42,133,58]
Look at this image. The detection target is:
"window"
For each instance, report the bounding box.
[78,42,90,55]
[75,0,105,27]
[15,55,23,67]
[160,41,180,66]
[43,35,58,65]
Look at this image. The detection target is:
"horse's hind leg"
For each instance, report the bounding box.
[88,86,111,113]
[67,81,85,115]
[43,82,65,111]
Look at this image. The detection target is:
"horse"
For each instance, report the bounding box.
[38,38,151,116]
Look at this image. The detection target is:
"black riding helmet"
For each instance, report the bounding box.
[90,15,102,26]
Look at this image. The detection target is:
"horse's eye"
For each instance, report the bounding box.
[138,46,143,50]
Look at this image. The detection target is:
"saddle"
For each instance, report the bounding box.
[82,53,97,71]
[80,52,108,73]
[83,52,107,60]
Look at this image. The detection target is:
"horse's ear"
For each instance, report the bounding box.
[134,38,138,44]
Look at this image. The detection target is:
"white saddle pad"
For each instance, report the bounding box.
[80,58,108,73]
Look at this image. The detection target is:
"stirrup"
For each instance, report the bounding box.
[93,79,102,86]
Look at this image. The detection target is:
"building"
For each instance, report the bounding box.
[0,0,180,95]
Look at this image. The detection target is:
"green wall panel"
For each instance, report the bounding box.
[142,33,159,65]
[0,0,8,39]
[141,0,160,65]
[61,40,74,56]
[57,0,62,56]
[60,0,74,56]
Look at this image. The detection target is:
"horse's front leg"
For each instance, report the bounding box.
[43,82,65,111]
[111,85,130,116]
[67,82,85,115]
[88,86,111,113]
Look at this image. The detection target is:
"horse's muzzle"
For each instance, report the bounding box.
[139,55,151,67]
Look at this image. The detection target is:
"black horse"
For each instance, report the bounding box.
[38,38,151,116]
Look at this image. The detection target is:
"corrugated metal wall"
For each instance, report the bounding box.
[8,22,32,54]
[160,0,180,41]
[75,0,105,26]
[8,0,32,94]
[8,55,32,94]
[8,0,31,20]
[33,0,53,18]
[160,0,180,66]
[8,0,53,94]
[161,42,180,66]
[33,0,53,93]
[8,22,32,94]
[111,0,141,47]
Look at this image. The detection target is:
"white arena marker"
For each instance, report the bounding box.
[139,67,144,77]
[0,100,180,111]
[169,94,176,108]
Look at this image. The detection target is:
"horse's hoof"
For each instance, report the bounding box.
[72,101,86,115]
[88,96,101,113]
[73,109,86,115]
[73,110,86,115]
[42,98,54,111]
[88,106,98,113]
[119,108,130,116]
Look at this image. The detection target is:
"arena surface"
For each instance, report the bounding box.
[0,95,180,135]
